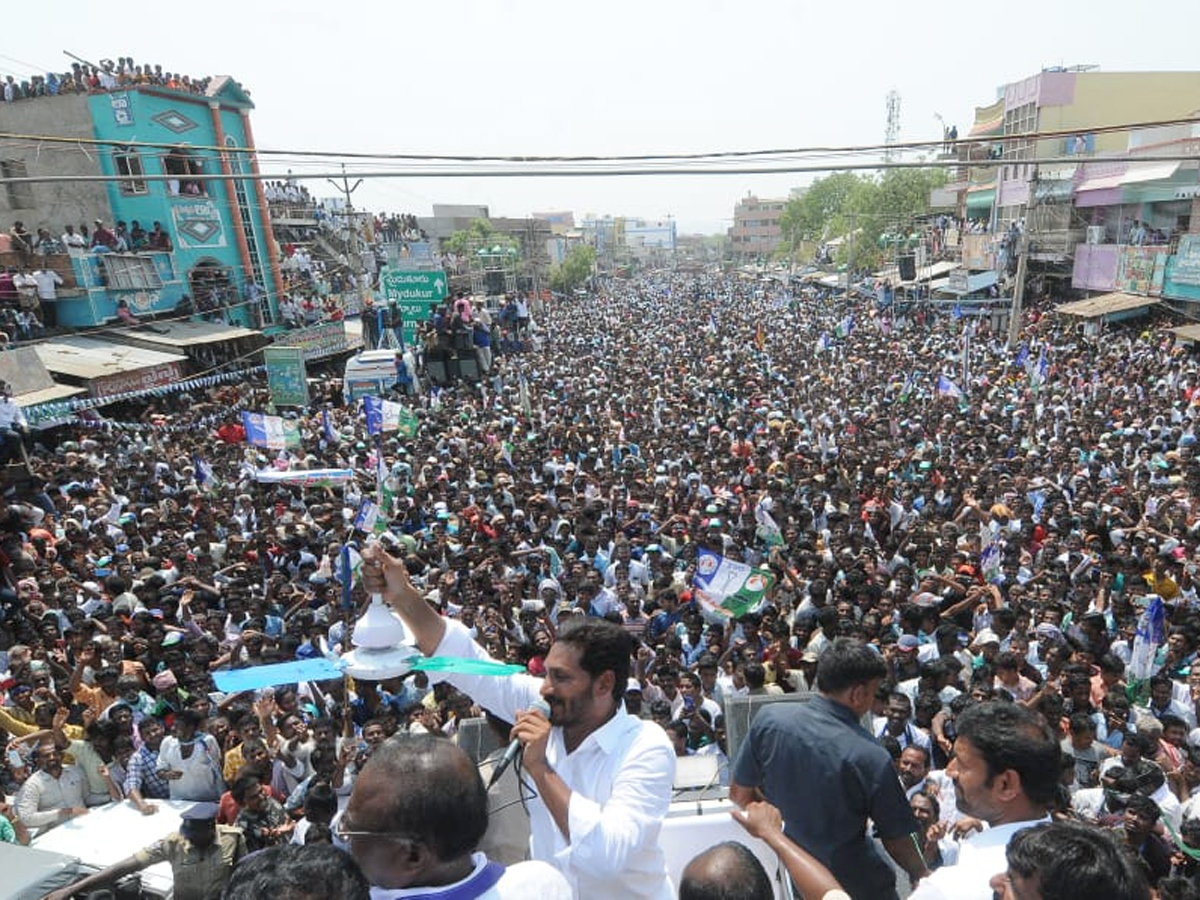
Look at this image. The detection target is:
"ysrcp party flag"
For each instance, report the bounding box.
[692,548,775,622]
[242,411,301,450]
[362,395,401,435]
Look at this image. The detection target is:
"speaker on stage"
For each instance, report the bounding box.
[456,355,481,383]
[484,270,505,294]
[898,254,917,281]
[426,359,450,385]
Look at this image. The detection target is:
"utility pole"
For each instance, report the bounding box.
[1006,166,1037,349]
[327,163,365,319]
[845,213,856,301]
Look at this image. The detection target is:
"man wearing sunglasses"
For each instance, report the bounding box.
[339,733,570,898]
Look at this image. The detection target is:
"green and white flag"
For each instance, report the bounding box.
[692,548,776,622]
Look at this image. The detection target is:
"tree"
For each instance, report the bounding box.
[550,245,595,293]
[778,168,948,271]
[444,218,518,256]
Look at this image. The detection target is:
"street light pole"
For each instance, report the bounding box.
[327,163,365,318]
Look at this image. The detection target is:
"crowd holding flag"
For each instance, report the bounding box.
[692,547,777,622]
[935,375,964,400]
[322,409,340,445]
[241,411,301,450]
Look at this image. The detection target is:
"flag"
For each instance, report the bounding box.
[1129,595,1167,686]
[754,321,765,351]
[336,544,363,610]
[935,376,963,399]
[322,409,339,445]
[815,332,832,354]
[707,312,718,335]
[519,372,532,419]
[692,548,776,622]
[754,498,784,547]
[194,455,217,491]
[835,314,854,338]
[1034,348,1049,388]
[242,411,301,450]
[952,303,963,320]
[899,371,917,402]
[1014,342,1029,368]
[353,499,388,535]
[980,527,1003,584]
[363,395,413,436]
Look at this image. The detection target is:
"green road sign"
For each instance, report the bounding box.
[379,268,449,347]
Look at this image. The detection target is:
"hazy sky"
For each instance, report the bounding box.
[4,1,1200,233]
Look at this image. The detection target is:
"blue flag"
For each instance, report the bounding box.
[952,303,963,320]
[194,455,215,489]
[322,409,339,444]
[1014,342,1029,368]
[935,375,963,399]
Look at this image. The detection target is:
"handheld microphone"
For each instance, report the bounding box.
[488,698,550,789]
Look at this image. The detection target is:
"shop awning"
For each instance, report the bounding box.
[35,338,188,396]
[15,383,86,407]
[110,321,261,348]
[1055,292,1160,318]
[1171,324,1200,344]
[1075,171,1125,193]
[965,188,995,211]
[940,271,1000,296]
[1119,162,1182,185]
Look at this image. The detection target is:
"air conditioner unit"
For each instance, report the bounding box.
[1086,226,1105,245]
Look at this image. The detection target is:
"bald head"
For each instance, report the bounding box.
[349,733,487,863]
[679,841,772,900]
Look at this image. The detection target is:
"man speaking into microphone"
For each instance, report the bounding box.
[361,545,676,899]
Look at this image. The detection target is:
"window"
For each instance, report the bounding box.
[114,147,147,195]
[1,159,34,209]
[162,147,206,196]
[102,254,164,290]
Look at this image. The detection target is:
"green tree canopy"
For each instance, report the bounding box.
[778,168,948,270]
[444,218,519,256]
[550,245,595,293]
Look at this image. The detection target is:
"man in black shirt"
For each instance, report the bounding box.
[731,638,928,899]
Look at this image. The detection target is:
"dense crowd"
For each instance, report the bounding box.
[4,268,1200,896]
[3,57,215,102]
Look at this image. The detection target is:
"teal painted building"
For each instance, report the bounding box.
[56,78,284,328]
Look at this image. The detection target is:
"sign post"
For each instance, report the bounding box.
[264,346,309,407]
[379,268,448,347]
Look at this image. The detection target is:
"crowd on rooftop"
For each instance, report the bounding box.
[3,57,214,103]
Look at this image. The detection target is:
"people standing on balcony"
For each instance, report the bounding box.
[90,220,118,253]
[9,222,32,267]
[61,224,86,254]
[148,221,173,252]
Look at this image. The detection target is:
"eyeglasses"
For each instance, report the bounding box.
[333,818,419,845]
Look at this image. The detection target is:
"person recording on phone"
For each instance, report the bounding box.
[360,544,677,900]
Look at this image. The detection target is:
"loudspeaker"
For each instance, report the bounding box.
[484,270,505,294]
[426,359,450,385]
[898,254,917,281]
[453,330,474,352]
[457,355,481,383]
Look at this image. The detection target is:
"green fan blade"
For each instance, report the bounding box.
[410,657,527,676]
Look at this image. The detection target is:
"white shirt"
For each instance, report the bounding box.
[432,620,676,899]
[15,765,88,830]
[156,734,224,801]
[369,854,571,900]
[0,396,27,430]
[909,817,1051,900]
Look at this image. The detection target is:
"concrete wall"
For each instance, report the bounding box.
[0,94,110,234]
[1036,72,1200,158]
